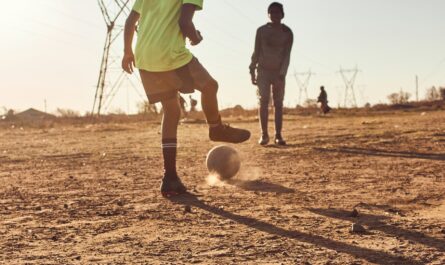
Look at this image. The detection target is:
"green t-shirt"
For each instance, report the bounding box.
[132,0,203,72]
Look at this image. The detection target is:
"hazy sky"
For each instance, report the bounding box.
[1,0,444,114]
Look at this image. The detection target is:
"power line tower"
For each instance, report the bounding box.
[294,70,314,106]
[338,66,360,107]
[92,0,142,116]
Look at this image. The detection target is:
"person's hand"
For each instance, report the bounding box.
[251,73,257,85]
[191,30,203,46]
[122,51,135,74]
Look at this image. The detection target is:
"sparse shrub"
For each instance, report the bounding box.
[387,93,398,104]
[304,99,318,108]
[440,87,445,100]
[56,108,80,118]
[233,105,244,112]
[387,91,411,104]
[425,86,441,101]
[0,108,14,120]
[137,100,158,115]
[6,109,14,117]
[107,108,126,115]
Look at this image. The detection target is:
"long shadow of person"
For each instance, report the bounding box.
[264,143,300,149]
[226,179,294,194]
[314,147,445,161]
[308,208,445,253]
[168,193,422,265]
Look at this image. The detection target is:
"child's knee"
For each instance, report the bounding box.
[203,80,218,95]
[162,99,181,116]
[258,92,270,106]
[273,99,283,108]
[259,97,270,107]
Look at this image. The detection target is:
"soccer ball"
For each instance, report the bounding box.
[206,145,241,180]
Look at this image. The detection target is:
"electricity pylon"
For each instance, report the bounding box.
[92,0,136,116]
[294,70,314,106]
[339,66,360,107]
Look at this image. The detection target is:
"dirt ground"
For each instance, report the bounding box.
[1,110,444,264]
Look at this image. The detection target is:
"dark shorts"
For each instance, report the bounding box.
[256,68,285,104]
[139,57,216,104]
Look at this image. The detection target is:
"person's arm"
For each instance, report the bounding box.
[122,10,140,74]
[249,28,262,85]
[179,4,203,46]
[279,29,294,80]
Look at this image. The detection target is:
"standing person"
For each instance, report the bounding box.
[189,95,198,112]
[122,0,250,196]
[317,86,331,114]
[250,2,293,146]
[179,95,188,117]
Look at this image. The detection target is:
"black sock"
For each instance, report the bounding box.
[162,138,177,177]
[208,115,222,128]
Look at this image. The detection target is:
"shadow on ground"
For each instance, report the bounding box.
[169,193,423,265]
[315,147,445,161]
[227,179,295,194]
[308,207,445,253]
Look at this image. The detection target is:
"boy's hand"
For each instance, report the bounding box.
[251,73,257,85]
[122,51,135,74]
[190,30,203,46]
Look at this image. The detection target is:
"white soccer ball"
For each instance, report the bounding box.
[206,145,241,180]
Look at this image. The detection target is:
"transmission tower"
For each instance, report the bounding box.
[92,0,140,116]
[294,70,314,106]
[338,66,360,107]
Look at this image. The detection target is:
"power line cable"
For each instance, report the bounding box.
[202,18,251,46]
[421,57,445,84]
[24,17,93,40]
[9,24,96,54]
[221,0,258,25]
[39,1,103,30]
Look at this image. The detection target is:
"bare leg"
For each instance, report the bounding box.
[199,80,220,124]
[160,96,181,139]
[190,58,250,143]
[258,74,271,138]
[272,82,285,138]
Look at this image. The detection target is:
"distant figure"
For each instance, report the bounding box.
[249,2,293,146]
[189,95,198,112]
[179,95,188,117]
[317,86,331,114]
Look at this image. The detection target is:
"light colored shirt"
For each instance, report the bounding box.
[132,0,203,72]
[250,23,293,77]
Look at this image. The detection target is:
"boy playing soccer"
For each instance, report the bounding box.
[122,0,250,196]
[250,2,293,146]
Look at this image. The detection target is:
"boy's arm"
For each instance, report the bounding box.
[249,28,262,85]
[179,4,203,46]
[279,30,294,79]
[122,10,140,74]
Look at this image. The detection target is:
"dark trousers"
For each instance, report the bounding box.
[257,69,285,137]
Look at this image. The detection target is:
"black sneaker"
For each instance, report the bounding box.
[209,124,250,143]
[160,174,187,197]
[258,134,270,145]
[274,135,286,146]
